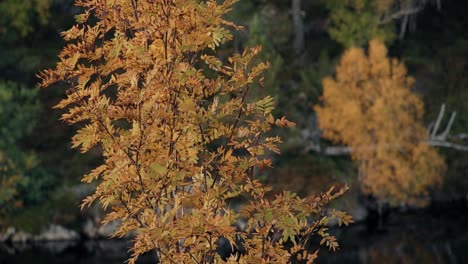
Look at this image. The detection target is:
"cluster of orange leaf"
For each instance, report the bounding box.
[39,0,351,263]
[316,40,445,206]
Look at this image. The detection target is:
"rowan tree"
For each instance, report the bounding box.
[315,39,445,206]
[39,0,351,263]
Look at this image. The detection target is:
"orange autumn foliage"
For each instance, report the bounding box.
[39,0,351,263]
[315,40,445,206]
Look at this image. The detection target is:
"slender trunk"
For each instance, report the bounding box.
[377,202,383,230]
[399,14,409,39]
[292,0,304,56]
[436,0,442,10]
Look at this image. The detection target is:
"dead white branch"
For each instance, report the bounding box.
[378,0,443,39]
[303,144,351,156]
[304,104,467,155]
[431,103,446,138]
[428,140,468,151]
[379,7,422,25]
[430,103,458,141]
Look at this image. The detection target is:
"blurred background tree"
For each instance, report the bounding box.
[0,0,50,37]
[325,0,395,47]
[0,82,49,213]
[0,0,91,232]
[315,40,445,206]
[0,0,53,227]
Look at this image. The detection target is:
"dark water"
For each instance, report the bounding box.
[1,208,467,264]
[0,240,156,264]
[319,207,468,264]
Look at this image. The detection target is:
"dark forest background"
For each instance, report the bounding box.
[0,0,467,234]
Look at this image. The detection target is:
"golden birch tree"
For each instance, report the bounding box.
[315,39,445,206]
[39,0,351,263]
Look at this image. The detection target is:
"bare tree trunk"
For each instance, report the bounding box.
[409,14,417,33]
[292,0,304,56]
[436,0,442,10]
[399,13,409,39]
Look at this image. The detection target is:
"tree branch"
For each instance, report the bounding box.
[304,104,467,155]
[379,7,422,25]
[431,103,446,138]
